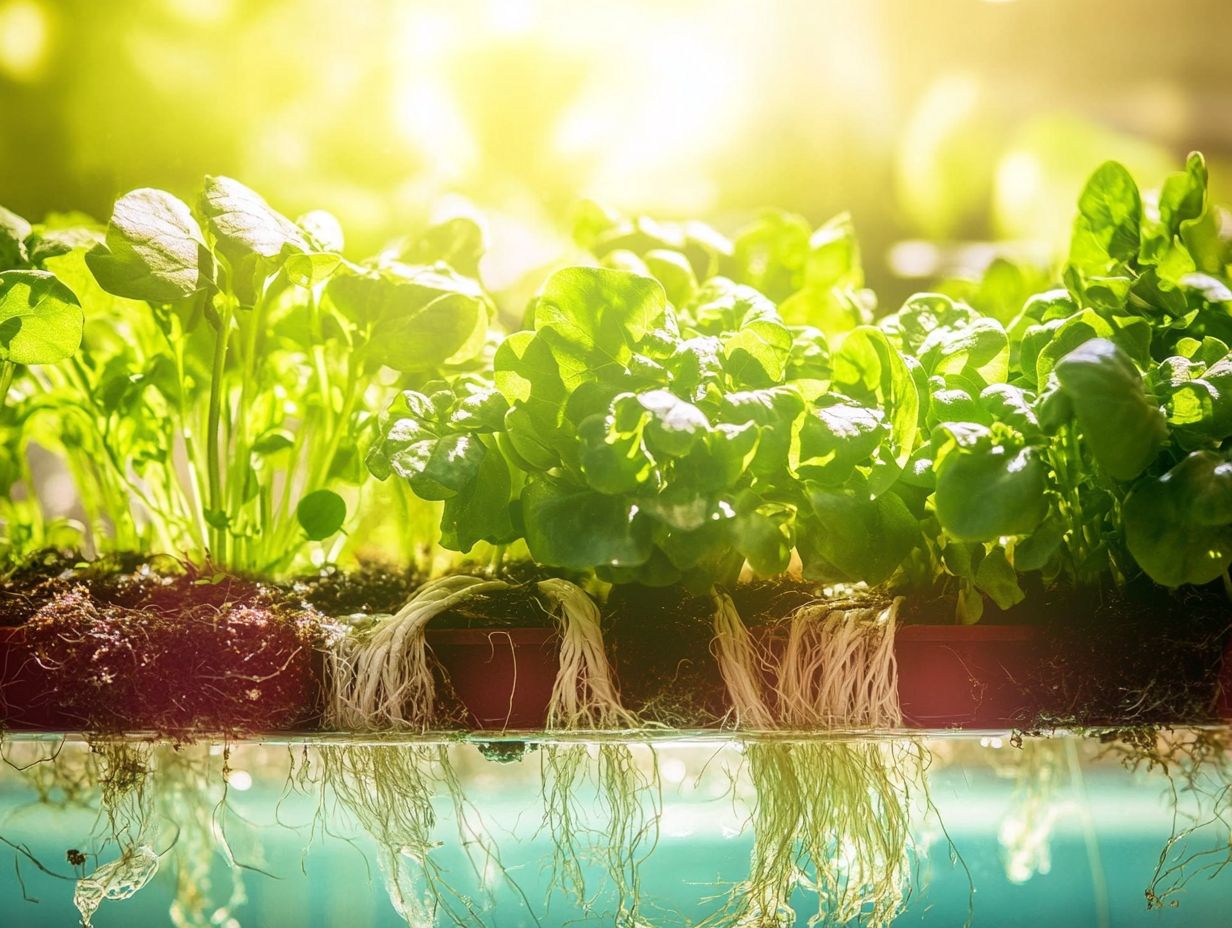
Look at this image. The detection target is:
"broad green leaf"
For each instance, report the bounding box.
[447,385,509,432]
[0,205,32,271]
[797,402,886,483]
[251,430,295,455]
[700,421,759,488]
[1032,309,1113,385]
[942,540,978,579]
[831,326,919,469]
[326,261,484,323]
[577,411,653,495]
[882,293,974,355]
[732,501,794,576]
[42,247,146,326]
[86,188,213,302]
[284,252,342,289]
[0,270,84,365]
[602,250,651,278]
[720,386,806,475]
[522,478,653,569]
[399,216,486,278]
[571,199,621,251]
[369,291,488,372]
[798,485,917,585]
[928,386,986,428]
[27,226,99,267]
[730,210,810,301]
[956,582,985,625]
[1014,518,1065,572]
[389,432,486,500]
[534,266,666,374]
[805,212,862,290]
[692,279,791,384]
[935,443,1048,541]
[666,334,723,396]
[1069,161,1142,275]
[200,175,307,261]
[786,325,831,381]
[723,318,792,386]
[501,404,562,473]
[967,258,1040,325]
[1139,152,1208,282]
[1054,338,1166,481]
[919,315,1008,383]
[778,285,872,337]
[296,489,346,541]
[980,383,1039,436]
[440,441,516,551]
[655,518,731,572]
[1158,152,1208,234]
[1163,363,1232,445]
[643,249,697,308]
[629,389,709,457]
[974,546,1025,610]
[296,209,345,252]
[639,487,716,534]
[1124,451,1232,586]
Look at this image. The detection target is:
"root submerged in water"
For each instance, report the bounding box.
[706,739,928,928]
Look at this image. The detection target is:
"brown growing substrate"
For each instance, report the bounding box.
[294,562,570,628]
[605,578,818,726]
[608,576,1232,730]
[2,555,1229,733]
[605,584,725,726]
[3,561,335,735]
[290,562,424,618]
[1023,579,1231,728]
[901,577,1231,727]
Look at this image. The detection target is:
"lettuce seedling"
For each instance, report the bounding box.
[27,181,491,572]
[372,263,913,593]
[0,264,85,560]
[917,154,1232,602]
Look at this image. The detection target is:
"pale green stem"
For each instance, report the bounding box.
[207,301,234,563]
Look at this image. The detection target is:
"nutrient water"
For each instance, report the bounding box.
[0,732,1229,927]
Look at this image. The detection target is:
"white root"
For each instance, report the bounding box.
[538,578,637,730]
[328,575,508,730]
[710,591,903,731]
[774,597,903,730]
[319,744,510,927]
[535,580,657,921]
[710,591,776,729]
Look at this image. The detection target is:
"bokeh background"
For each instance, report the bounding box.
[1,0,1229,302]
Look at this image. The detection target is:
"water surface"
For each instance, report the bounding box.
[1,731,1228,927]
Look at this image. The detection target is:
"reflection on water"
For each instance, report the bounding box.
[0,731,1229,927]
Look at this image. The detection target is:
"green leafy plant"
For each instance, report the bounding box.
[7,149,1232,616]
[7,181,491,573]
[0,245,86,559]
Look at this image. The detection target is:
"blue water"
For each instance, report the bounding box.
[0,732,1229,927]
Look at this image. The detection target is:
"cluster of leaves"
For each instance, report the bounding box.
[6,153,1232,614]
[373,208,919,593]
[0,183,492,572]
[373,153,1232,616]
[914,153,1232,617]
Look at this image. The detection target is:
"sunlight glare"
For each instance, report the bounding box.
[0,0,49,81]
